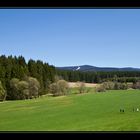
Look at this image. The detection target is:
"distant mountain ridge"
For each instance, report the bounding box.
[56,65,140,72]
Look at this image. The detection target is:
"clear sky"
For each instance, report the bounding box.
[0,9,140,68]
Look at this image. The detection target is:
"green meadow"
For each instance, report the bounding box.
[0,89,140,131]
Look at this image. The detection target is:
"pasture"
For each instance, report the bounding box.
[0,89,140,131]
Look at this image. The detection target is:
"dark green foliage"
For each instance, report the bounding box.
[57,69,140,84]
[0,55,56,100]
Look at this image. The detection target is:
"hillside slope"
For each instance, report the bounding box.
[56,65,140,72]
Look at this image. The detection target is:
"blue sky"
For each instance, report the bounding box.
[0,9,140,68]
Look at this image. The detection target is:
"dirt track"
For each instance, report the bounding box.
[68,82,98,88]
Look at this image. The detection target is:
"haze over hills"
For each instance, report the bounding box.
[56,65,140,72]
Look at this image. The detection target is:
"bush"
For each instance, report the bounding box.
[102,82,115,90]
[114,82,128,90]
[120,83,128,90]
[114,82,121,90]
[10,78,20,100]
[17,81,29,99]
[0,81,6,101]
[86,87,91,93]
[49,80,69,96]
[132,81,140,89]
[49,83,59,96]
[10,77,40,100]
[96,82,128,92]
[57,80,69,95]
[76,81,86,94]
[27,77,40,98]
[96,84,106,92]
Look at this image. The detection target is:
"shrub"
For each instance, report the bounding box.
[114,82,128,90]
[114,82,121,90]
[96,84,106,92]
[76,81,86,94]
[10,78,20,100]
[10,77,40,100]
[17,81,29,99]
[132,81,140,89]
[0,81,6,101]
[86,87,91,93]
[120,83,128,90]
[57,80,69,95]
[49,80,69,96]
[102,82,115,90]
[27,77,40,98]
[49,83,59,96]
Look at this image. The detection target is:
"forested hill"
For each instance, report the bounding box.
[56,65,140,72]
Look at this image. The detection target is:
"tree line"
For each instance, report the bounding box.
[56,69,140,83]
[1,54,140,101]
[0,55,56,100]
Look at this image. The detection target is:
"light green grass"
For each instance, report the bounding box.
[0,89,140,131]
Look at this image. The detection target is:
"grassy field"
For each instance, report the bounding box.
[1,89,140,131]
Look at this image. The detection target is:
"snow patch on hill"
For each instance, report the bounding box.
[75,66,80,71]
